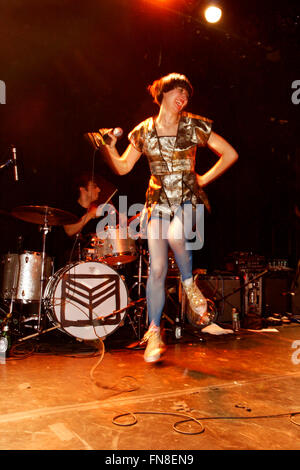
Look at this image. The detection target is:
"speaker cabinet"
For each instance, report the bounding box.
[263,271,293,315]
[195,275,242,323]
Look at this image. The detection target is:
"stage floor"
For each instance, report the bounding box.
[1,320,300,451]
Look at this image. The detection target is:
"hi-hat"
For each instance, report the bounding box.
[12,205,79,226]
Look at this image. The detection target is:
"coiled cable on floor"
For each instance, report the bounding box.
[112,411,205,435]
[112,410,300,435]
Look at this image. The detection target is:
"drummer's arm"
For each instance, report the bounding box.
[103,140,142,175]
[64,207,97,237]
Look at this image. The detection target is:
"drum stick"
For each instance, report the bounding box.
[96,189,118,216]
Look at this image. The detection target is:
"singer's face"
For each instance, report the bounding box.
[85,181,100,202]
[162,86,189,114]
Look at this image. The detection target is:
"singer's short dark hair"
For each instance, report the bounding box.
[148,73,193,106]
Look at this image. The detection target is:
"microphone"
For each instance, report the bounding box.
[98,127,123,145]
[12,146,19,181]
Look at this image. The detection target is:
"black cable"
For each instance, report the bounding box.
[112,411,205,435]
[112,409,300,435]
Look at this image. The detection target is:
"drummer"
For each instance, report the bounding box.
[62,172,118,262]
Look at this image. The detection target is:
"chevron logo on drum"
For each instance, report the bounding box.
[59,273,121,328]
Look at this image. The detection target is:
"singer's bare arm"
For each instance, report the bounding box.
[196,132,238,187]
[102,132,142,175]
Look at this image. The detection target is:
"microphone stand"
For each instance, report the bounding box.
[0,146,18,178]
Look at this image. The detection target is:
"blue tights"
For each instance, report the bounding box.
[146,203,204,327]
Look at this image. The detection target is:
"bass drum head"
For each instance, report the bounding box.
[44,261,128,341]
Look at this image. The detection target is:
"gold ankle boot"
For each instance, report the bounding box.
[141,326,165,363]
[182,278,210,326]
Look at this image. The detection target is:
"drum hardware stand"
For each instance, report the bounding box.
[77,234,82,261]
[157,275,187,340]
[1,263,20,338]
[127,302,146,342]
[129,239,148,341]
[37,209,51,332]
[174,279,187,339]
[17,324,61,343]
[94,298,146,324]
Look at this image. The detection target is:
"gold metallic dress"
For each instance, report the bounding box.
[128,111,212,217]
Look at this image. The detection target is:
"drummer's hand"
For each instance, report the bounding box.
[87,205,98,220]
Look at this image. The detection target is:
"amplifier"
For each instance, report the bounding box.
[263,271,294,315]
[194,274,242,323]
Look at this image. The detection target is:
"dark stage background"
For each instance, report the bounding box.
[0,0,299,273]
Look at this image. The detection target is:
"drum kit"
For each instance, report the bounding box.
[0,204,151,351]
[0,200,214,353]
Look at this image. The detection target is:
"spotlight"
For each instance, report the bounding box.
[204,4,222,23]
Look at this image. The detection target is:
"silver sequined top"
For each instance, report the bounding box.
[128,112,212,215]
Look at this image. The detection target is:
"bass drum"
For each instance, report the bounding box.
[44,261,128,341]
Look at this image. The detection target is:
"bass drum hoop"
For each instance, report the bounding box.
[44,261,128,341]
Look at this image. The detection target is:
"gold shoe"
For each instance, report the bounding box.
[141,326,165,363]
[182,278,210,327]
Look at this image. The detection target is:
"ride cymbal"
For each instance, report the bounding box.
[12,205,79,226]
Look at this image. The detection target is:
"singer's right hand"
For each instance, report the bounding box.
[106,128,118,148]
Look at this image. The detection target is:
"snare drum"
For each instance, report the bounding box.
[94,226,137,266]
[44,261,128,341]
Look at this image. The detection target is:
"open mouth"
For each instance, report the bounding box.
[175,99,185,110]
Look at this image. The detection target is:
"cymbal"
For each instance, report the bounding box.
[12,205,79,226]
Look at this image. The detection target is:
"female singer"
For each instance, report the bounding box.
[103,73,238,362]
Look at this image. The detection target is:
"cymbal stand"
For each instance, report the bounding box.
[37,209,51,331]
[129,239,147,340]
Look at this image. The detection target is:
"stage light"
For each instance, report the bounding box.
[204,4,222,23]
